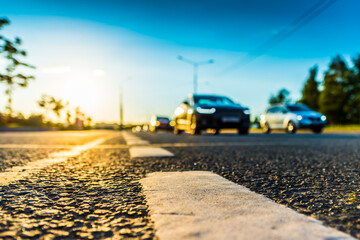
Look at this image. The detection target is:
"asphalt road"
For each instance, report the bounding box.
[0,130,360,239]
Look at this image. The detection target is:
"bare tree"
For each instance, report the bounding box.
[38,95,67,123]
[38,95,53,121]
[52,98,67,122]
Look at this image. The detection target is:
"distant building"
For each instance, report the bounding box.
[74,117,84,129]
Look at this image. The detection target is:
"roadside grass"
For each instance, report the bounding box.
[249,125,360,133]
[325,125,360,131]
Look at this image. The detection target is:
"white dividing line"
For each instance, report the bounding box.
[0,141,339,149]
[122,132,174,158]
[141,171,354,240]
[130,147,174,158]
[0,133,120,186]
[0,144,73,149]
[92,144,128,149]
[122,132,149,145]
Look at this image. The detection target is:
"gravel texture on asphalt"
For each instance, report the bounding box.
[0,148,156,240]
[0,148,69,172]
[136,131,360,145]
[0,131,112,145]
[100,137,127,145]
[2,131,360,239]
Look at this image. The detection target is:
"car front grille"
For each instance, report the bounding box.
[308,117,321,121]
[215,109,244,117]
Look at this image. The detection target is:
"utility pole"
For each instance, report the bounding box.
[119,84,123,130]
[177,56,214,94]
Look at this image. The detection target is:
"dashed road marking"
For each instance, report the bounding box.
[122,132,149,145]
[130,147,174,158]
[0,144,72,149]
[122,132,175,158]
[0,133,121,186]
[141,171,354,240]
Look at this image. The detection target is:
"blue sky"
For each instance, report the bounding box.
[0,0,359,123]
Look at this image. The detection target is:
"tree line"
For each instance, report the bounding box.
[269,55,360,125]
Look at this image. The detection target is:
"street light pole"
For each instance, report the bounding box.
[178,56,214,94]
[193,64,198,94]
[119,84,123,130]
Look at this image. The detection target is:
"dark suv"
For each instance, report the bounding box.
[173,94,250,135]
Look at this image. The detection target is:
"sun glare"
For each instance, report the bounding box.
[62,77,100,113]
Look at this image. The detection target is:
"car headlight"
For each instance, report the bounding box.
[196,107,216,114]
[321,115,326,121]
[296,115,303,121]
[150,119,156,126]
[243,109,250,115]
[174,107,184,116]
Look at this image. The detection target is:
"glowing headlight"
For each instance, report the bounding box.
[321,115,326,121]
[169,121,175,127]
[150,119,156,126]
[243,109,250,115]
[174,107,184,116]
[155,121,160,126]
[187,109,194,114]
[196,107,216,114]
[296,115,303,121]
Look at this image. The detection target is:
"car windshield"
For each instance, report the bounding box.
[157,117,169,121]
[194,96,235,106]
[287,104,311,112]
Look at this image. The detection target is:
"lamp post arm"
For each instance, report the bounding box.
[197,59,214,65]
[177,56,196,65]
[177,56,214,94]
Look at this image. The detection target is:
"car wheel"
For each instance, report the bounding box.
[263,122,271,134]
[238,127,249,135]
[312,127,323,134]
[190,115,201,135]
[287,121,296,134]
[173,123,184,135]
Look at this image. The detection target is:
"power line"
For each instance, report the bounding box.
[250,0,337,57]
[218,0,339,75]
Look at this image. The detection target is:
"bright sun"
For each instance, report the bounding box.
[62,77,100,113]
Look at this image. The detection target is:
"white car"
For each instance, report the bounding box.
[260,104,327,134]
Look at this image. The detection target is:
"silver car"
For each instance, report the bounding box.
[260,104,327,134]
